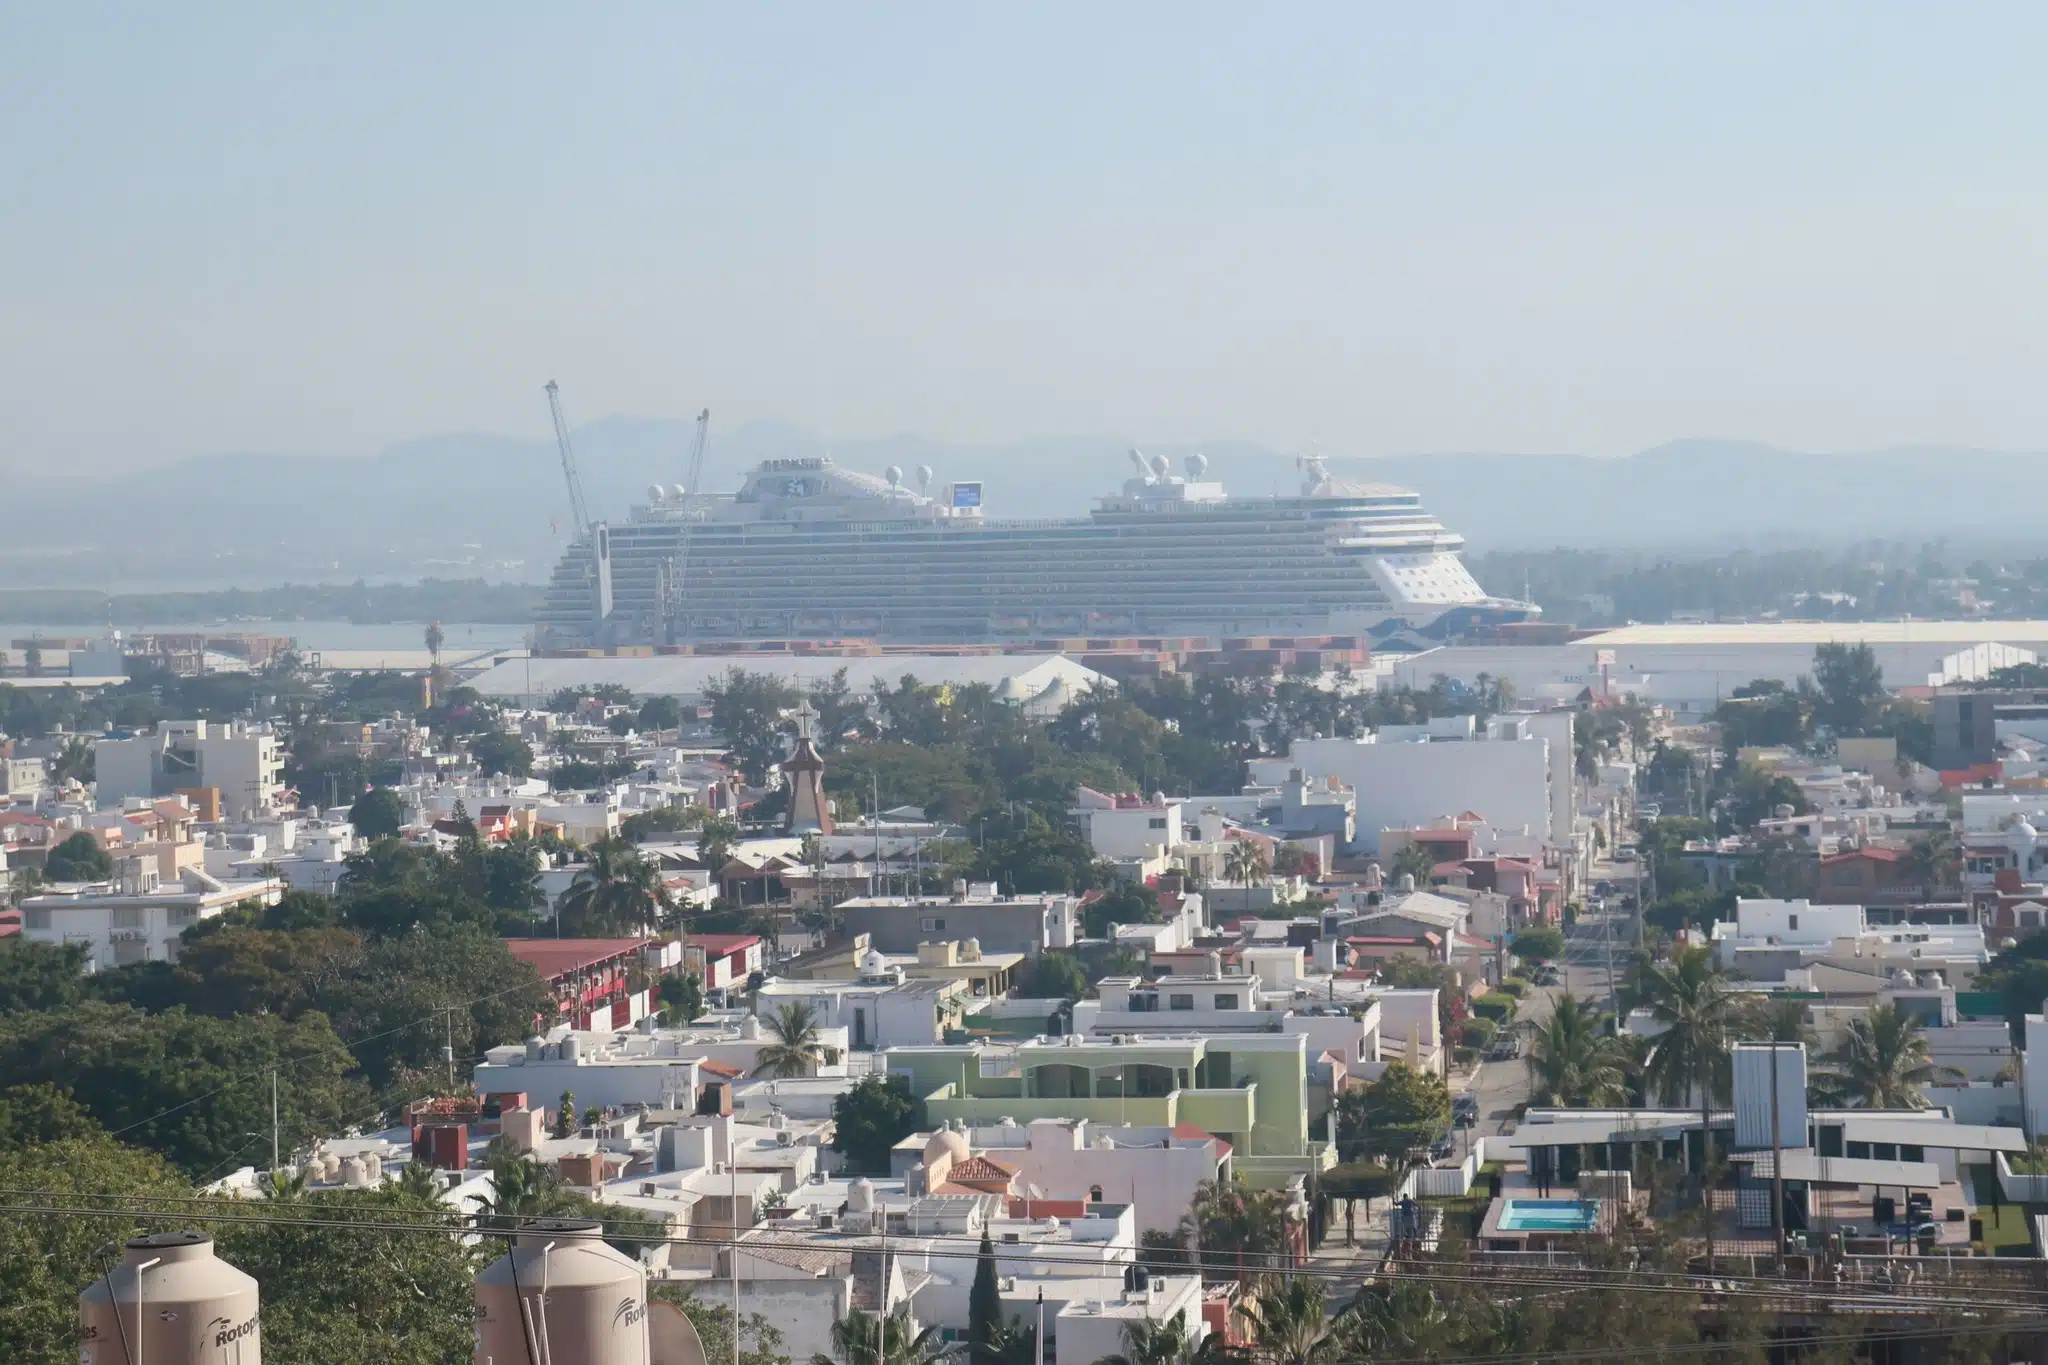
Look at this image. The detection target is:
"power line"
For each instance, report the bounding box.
[6,1190,2040,1315]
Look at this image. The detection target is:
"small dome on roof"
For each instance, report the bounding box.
[924,1128,971,1167]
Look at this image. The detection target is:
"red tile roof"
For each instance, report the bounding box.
[699,1060,743,1080]
[684,934,761,954]
[1171,1121,1232,1155]
[503,938,645,980]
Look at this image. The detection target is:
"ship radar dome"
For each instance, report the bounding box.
[648,484,666,502]
[917,464,934,494]
[1186,453,1208,479]
[885,465,904,489]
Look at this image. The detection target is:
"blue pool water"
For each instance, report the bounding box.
[1498,1199,1599,1232]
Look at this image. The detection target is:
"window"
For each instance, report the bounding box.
[1148,817,1167,830]
[919,916,946,932]
[168,906,198,928]
[24,907,50,931]
[112,907,144,930]
[1169,993,1195,1011]
[1831,867,1861,886]
[1787,914,1799,931]
[1089,1185,1104,1203]
[1214,993,1241,1010]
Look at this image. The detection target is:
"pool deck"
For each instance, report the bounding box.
[1478,1172,1622,1248]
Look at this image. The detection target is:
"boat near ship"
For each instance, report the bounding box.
[534,451,1537,651]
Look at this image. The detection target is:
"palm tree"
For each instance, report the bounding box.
[556,836,672,936]
[1181,1177,1292,1279]
[471,1154,567,1229]
[1740,996,1816,1047]
[1387,841,1436,891]
[1905,830,1961,893]
[1100,1313,1201,1365]
[1525,993,1629,1107]
[1813,1002,1959,1108]
[1223,840,1269,889]
[1637,945,1734,1261]
[1236,1277,1335,1365]
[753,1001,830,1077]
[814,1305,952,1365]
[389,1159,445,1203]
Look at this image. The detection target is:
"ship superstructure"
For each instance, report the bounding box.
[535,452,1535,650]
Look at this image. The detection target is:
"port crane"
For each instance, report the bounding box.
[664,408,712,642]
[543,379,592,535]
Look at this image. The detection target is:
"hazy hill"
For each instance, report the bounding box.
[4,426,2042,591]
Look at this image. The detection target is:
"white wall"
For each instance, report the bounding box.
[471,1055,703,1112]
[1733,898,1866,945]
[1284,736,1551,844]
[2025,1014,2048,1141]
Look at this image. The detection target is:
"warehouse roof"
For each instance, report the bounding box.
[464,652,1111,701]
[1579,620,2048,647]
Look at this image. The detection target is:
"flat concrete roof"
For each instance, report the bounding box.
[1580,620,2048,647]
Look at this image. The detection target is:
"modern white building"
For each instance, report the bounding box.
[755,962,970,1051]
[95,720,283,817]
[18,867,282,969]
[1071,788,1186,860]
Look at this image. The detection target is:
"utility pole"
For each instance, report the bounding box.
[1770,1044,1786,1265]
[270,1068,280,1172]
[444,1009,456,1089]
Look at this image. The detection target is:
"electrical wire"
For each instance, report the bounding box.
[7,1191,2040,1315]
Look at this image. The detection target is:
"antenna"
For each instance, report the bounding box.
[544,380,592,534]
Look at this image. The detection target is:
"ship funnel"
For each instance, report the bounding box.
[476,1218,651,1365]
[80,1231,261,1364]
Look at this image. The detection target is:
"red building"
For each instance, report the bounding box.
[504,938,655,1030]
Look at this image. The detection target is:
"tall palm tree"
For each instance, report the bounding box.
[389,1158,445,1203]
[1525,993,1628,1107]
[1905,830,1961,893]
[1100,1313,1201,1365]
[1224,841,1269,889]
[1637,945,1734,1262]
[1814,1002,1958,1108]
[814,1305,952,1365]
[752,1000,830,1077]
[1739,996,1816,1047]
[471,1154,567,1230]
[556,836,672,936]
[1181,1177,1292,1279]
[1236,1277,1335,1365]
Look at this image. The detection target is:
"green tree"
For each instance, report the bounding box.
[706,667,801,782]
[214,1184,482,1365]
[661,972,705,1025]
[1334,1062,1451,1163]
[1223,839,1270,888]
[556,1088,577,1139]
[1811,642,1886,735]
[814,1304,951,1365]
[1014,951,1090,1000]
[43,830,113,882]
[1386,840,1437,889]
[1813,1001,1958,1108]
[639,694,684,731]
[969,1230,1004,1365]
[651,1286,794,1365]
[0,940,90,1012]
[556,836,672,935]
[972,819,1099,895]
[0,1128,190,1365]
[1181,1176,1293,1279]
[1083,880,1161,937]
[753,1000,831,1077]
[1525,992,1629,1107]
[1100,1308,1203,1365]
[471,729,536,778]
[348,785,406,838]
[1509,926,1566,964]
[0,1001,370,1178]
[1320,1161,1397,1246]
[831,1075,926,1174]
[1236,1276,1335,1365]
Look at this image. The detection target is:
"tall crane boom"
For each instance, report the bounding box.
[683,407,710,505]
[544,379,592,534]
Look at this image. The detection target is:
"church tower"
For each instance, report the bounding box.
[782,699,834,836]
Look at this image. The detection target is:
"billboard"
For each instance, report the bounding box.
[951,482,983,508]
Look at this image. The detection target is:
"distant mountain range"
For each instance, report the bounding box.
[4,425,2042,592]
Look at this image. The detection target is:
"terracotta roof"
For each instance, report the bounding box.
[502,938,645,979]
[1821,846,1906,864]
[685,934,762,954]
[699,1060,743,1079]
[944,1155,1018,1185]
[1171,1120,1232,1155]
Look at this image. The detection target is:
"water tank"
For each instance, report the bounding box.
[363,1153,383,1183]
[79,1231,261,1365]
[561,1036,581,1062]
[847,1178,875,1212]
[739,1016,761,1041]
[342,1155,368,1187]
[476,1220,649,1365]
[322,1152,342,1182]
[526,1036,546,1062]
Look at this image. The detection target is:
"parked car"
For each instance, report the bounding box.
[1430,1134,1456,1161]
[1453,1095,1479,1128]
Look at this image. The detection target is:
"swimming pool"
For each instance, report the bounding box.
[1497,1199,1599,1232]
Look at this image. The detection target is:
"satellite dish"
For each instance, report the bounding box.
[916,464,934,494]
[1186,453,1208,479]
[885,465,903,489]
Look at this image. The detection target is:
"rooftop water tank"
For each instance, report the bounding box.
[561,1035,581,1062]
[527,1036,547,1062]
[80,1232,261,1365]
[476,1220,650,1365]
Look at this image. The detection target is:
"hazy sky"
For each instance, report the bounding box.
[5,2,2048,471]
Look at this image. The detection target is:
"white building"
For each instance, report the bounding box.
[1260,713,1569,851]
[471,1017,853,1113]
[18,867,282,969]
[95,720,283,817]
[1071,788,1185,860]
[755,963,969,1051]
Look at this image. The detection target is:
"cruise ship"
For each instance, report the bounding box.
[534,452,1537,650]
